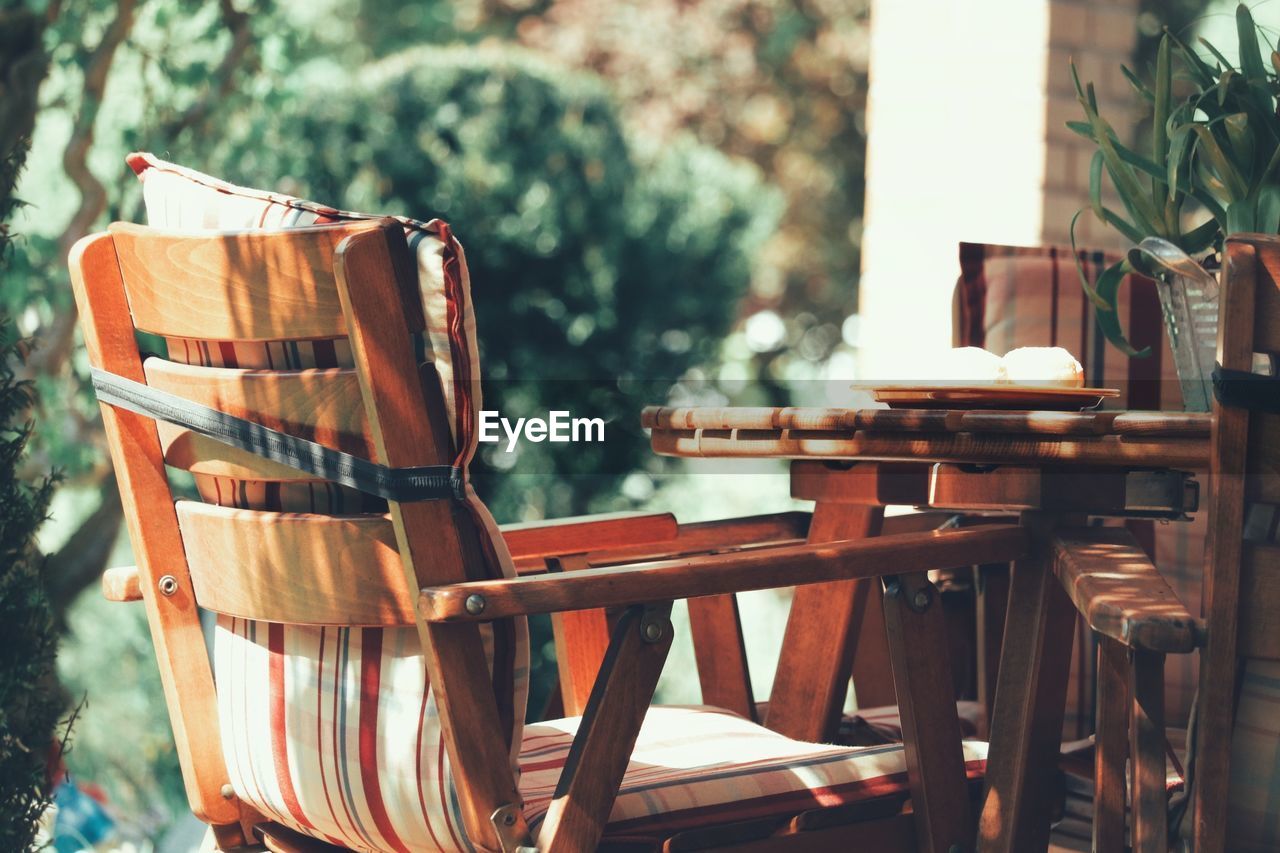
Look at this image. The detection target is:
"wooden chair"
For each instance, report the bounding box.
[73,219,1026,852]
[1045,527,1198,852]
[1040,232,1280,852]
[1184,233,1280,852]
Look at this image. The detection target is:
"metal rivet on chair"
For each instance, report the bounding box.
[158,575,179,596]
[220,783,235,799]
[464,593,486,616]
[912,588,931,610]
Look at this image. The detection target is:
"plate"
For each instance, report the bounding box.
[865,385,1121,411]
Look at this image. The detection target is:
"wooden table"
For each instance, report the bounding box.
[643,405,1210,853]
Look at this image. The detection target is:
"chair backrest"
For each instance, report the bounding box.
[69,220,523,851]
[952,241,1206,738]
[1192,233,1280,851]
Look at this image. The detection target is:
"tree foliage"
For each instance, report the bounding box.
[0,7,61,847]
[211,46,779,518]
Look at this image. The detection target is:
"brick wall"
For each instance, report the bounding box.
[857,0,1139,377]
[1042,0,1141,246]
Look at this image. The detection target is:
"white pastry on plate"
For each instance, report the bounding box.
[930,347,1006,384]
[1000,346,1084,388]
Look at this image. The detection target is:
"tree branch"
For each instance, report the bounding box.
[44,469,123,621]
[155,0,257,140]
[23,0,139,382]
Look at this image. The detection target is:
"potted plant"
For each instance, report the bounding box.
[1070,3,1280,410]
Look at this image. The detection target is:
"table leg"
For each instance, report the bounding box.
[978,513,1077,853]
[850,580,897,709]
[765,501,884,741]
[549,553,614,716]
[976,562,1010,738]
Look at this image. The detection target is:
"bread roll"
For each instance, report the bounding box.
[932,347,1006,384]
[1000,347,1084,388]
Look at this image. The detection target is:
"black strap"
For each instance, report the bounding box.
[92,367,465,502]
[1212,364,1280,414]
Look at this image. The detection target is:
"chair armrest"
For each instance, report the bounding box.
[1050,527,1201,653]
[505,511,814,575]
[501,511,678,564]
[103,566,142,602]
[420,524,1029,622]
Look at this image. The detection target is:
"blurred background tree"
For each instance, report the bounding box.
[0,4,61,848]
[207,45,778,520]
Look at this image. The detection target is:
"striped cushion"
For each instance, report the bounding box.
[955,242,1205,734]
[128,151,480,459]
[130,155,530,842]
[212,625,987,853]
[522,707,986,840]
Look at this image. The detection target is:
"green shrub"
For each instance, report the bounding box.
[0,8,62,848]
[0,321,58,850]
[206,46,781,520]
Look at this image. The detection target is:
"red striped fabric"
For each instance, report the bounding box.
[212,629,988,852]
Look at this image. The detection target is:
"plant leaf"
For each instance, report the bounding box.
[1121,64,1156,102]
[1154,35,1172,190]
[1093,258,1152,357]
[1226,199,1256,233]
[1217,68,1236,107]
[1066,120,1096,141]
[1089,149,1106,222]
[1071,210,1110,308]
[1099,206,1149,245]
[1222,112,1254,181]
[1082,102,1163,232]
[1199,36,1235,73]
[1238,3,1267,82]
[1167,124,1194,197]
[1192,124,1249,200]
[1168,30,1220,87]
[1258,184,1280,234]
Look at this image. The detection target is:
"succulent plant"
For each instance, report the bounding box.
[1070,3,1280,355]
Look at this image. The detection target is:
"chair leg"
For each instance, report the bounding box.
[537,602,674,853]
[1094,636,1129,853]
[1130,650,1167,853]
[882,571,971,853]
[978,512,1078,853]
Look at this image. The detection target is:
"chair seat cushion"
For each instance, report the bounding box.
[519,706,987,843]
[218,630,985,853]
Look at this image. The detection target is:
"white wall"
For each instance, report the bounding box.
[858,0,1138,378]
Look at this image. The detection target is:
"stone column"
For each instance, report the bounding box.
[858,0,1139,378]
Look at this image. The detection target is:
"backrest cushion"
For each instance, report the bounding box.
[130,154,528,848]
[954,242,1205,734]
[128,152,480,463]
